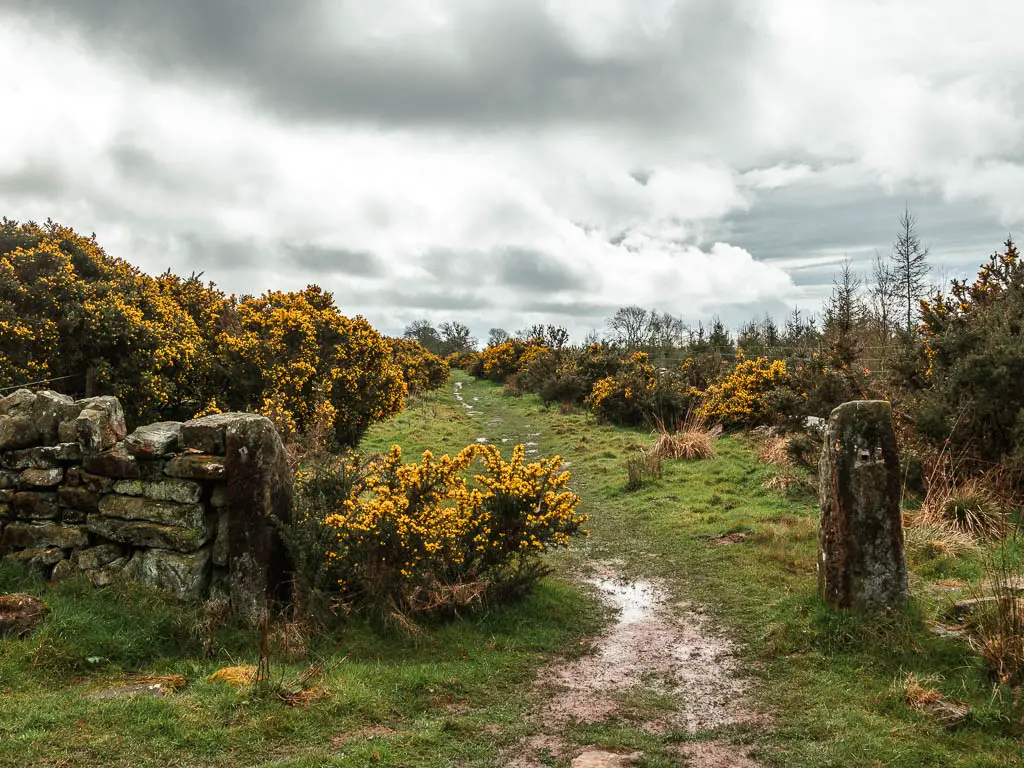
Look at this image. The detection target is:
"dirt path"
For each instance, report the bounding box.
[459,380,762,767]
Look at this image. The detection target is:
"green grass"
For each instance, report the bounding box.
[3,371,1024,766]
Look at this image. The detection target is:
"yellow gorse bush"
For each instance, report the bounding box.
[387,337,450,395]
[697,354,788,427]
[296,443,586,615]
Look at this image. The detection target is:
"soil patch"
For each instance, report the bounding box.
[507,562,760,765]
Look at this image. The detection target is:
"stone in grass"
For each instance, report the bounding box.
[88,675,187,700]
[125,547,212,601]
[0,593,48,636]
[571,751,644,768]
[74,543,126,570]
[4,546,66,570]
[124,422,182,459]
[818,400,908,611]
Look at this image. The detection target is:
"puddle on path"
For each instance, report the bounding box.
[507,563,760,767]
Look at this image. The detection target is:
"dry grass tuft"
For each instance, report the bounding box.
[967,555,1024,686]
[903,521,983,561]
[650,414,720,461]
[762,474,802,491]
[900,672,944,710]
[896,672,970,728]
[917,476,1008,539]
[757,435,792,466]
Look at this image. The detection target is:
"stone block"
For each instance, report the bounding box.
[0,470,19,488]
[180,413,264,454]
[32,391,76,444]
[76,397,127,454]
[83,444,143,479]
[0,389,37,417]
[65,467,115,493]
[1,522,88,549]
[74,543,126,570]
[58,486,100,513]
[85,515,211,552]
[86,557,129,587]
[165,454,226,480]
[125,547,212,601]
[113,478,203,505]
[12,492,59,520]
[19,468,64,488]
[0,416,41,450]
[210,483,227,508]
[818,400,907,611]
[3,447,60,470]
[224,414,293,626]
[98,494,206,528]
[212,511,229,566]
[3,547,66,569]
[124,421,182,458]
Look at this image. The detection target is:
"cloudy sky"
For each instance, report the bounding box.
[1,1,1022,342]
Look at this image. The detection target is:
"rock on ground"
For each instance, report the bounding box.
[0,593,48,636]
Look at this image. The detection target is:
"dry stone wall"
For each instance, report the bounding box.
[0,389,292,622]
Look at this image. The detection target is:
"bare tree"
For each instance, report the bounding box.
[870,249,897,346]
[890,206,930,332]
[607,305,650,348]
[487,328,510,347]
[403,319,442,354]
[438,321,477,355]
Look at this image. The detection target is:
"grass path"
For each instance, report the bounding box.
[367,372,1024,766]
[1,372,1022,766]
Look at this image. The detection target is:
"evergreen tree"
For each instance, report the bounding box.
[890,206,930,332]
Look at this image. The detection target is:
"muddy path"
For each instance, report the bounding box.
[456,379,762,766]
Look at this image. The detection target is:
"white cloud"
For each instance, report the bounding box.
[1,1,1023,340]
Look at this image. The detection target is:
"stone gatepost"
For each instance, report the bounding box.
[818,400,907,610]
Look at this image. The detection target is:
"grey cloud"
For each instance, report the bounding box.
[497,247,594,292]
[0,159,67,199]
[1,0,764,132]
[370,286,491,312]
[286,244,385,278]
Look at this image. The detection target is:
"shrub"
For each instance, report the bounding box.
[388,337,450,395]
[0,219,207,424]
[222,287,406,446]
[588,352,692,426]
[298,444,586,621]
[697,355,788,428]
[917,238,1024,474]
[475,339,547,383]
